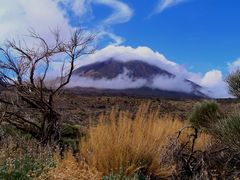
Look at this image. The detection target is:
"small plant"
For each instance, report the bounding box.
[60,123,82,153]
[0,154,54,180]
[103,170,149,180]
[214,115,240,149]
[46,151,102,180]
[189,101,222,130]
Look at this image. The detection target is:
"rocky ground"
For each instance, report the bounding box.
[58,91,240,126]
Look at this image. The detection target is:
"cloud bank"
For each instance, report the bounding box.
[72,45,231,98]
[69,68,193,94]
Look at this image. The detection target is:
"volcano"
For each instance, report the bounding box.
[71,59,207,99]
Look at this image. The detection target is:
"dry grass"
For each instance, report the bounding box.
[194,133,212,151]
[45,151,102,180]
[0,132,55,179]
[80,104,186,177]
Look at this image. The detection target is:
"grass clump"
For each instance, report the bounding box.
[189,101,222,130]
[46,151,102,180]
[80,104,184,178]
[103,171,149,180]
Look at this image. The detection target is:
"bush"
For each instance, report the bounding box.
[189,101,222,130]
[226,70,240,98]
[214,115,240,149]
[61,123,82,153]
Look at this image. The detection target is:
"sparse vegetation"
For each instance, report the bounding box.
[189,101,222,130]
[45,151,102,180]
[214,115,240,149]
[0,127,55,180]
[1,96,240,179]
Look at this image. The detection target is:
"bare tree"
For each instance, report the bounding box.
[0,29,95,144]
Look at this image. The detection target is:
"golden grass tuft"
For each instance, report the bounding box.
[80,103,185,177]
[46,151,102,180]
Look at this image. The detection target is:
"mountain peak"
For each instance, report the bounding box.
[73,59,173,80]
[72,59,207,98]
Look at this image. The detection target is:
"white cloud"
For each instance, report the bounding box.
[228,58,240,73]
[69,74,193,94]
[201,70,223,87]
[57,0,133,25]
[69,68,147,90]
[200,70,229,98]
[151,75,193,93]
[95,0,133,25]
[0,0,133,45]
[99,31,125,46]
[71,0,91,17]
[150,0,187,16]
[76,45,184,75]
[0,0,71,41]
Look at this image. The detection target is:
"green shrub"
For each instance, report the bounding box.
[61,124,87,153]
[62,124,80,139]
[214,116,240,149]
[189,101,222,130]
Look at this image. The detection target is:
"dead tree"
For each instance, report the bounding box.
[0,29,95,144]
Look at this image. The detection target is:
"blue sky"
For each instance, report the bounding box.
[0,0,240,97]
[121,0,240,74]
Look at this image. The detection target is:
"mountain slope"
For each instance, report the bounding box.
[73,59,173,79]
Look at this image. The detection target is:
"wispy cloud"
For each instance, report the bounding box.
[0,0,133,45]
[149,0,187,17]
[95,0,133,25]
[57,0,133,25]
[55,0,133,45]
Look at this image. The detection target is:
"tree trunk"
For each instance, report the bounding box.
[41,110,61,145]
